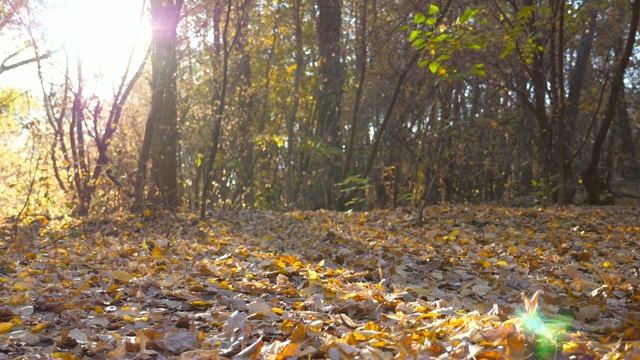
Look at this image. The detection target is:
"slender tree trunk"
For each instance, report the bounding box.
[363,0,452,183]
[200,0,232,220]
[234,4,256,207]
[134,0,183,212]
[363,52,417,181]
[342,0,367,180]
[616,86,639,180]
[70,59,89,215]
[549,0,566,205]
[521,0,552,206]
[200,0,249,219]
[286,0,303,207]
[581,0,640,205]
[313,0,344,209]
[562,9,596,204]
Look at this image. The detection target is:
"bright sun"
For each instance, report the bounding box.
[45,0,151,97]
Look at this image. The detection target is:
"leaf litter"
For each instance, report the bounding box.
[0,205,639,359]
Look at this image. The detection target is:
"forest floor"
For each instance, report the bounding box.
[0,205,639,359]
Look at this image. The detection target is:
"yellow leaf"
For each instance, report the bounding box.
[353,330,379,340]
[496,260,508,267]
[308,269,320,280]
[53,353,76,360]
[94,305,104,314]
[31,322,53,332]
[407,286,432,296]
[603,261,613,268]
[272,307,283,315]
[13,282,33,291]
[364,322,381,331]
[0,322,13,333]
[113,270,134,283]
[189,300,213,308]
[152,247,164,259]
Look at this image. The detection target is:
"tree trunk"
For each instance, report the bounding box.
[616,86,639,180]
[522,0,553,206]
[342,0,367,181]
[312,0,344,209]
[70,59,90,215]
[200,0,232,220]
[134,0,183,211]
[581,0,640,205]
[200,0,249,219]
[549,0,566,205]
[561,9,596,204]
[234,4,256,207]
[286,0,304,207]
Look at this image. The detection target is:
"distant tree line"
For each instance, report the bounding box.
[1,0,639,219]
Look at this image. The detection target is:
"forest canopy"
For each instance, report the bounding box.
[0,0,639,218]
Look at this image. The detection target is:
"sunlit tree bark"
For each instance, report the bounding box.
[134,0,183,211]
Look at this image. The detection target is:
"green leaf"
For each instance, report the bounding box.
[428,62,439,73]
[428,4,440,15]
[418,59,430,67]
[410,30,422,41]
[414,13,426,24]
[471,69,486,76]
[436,54,451,62]
[412,38,426,48]
[432,33,447,43]
[426,17,437,26]
[501,42,515,58]
[458,7,479,24]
